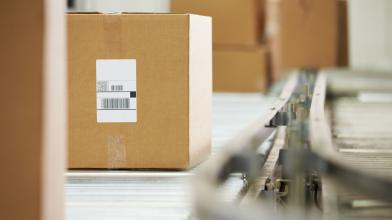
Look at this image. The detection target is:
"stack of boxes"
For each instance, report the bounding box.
[172,0,268,92]
[173,0,346,86]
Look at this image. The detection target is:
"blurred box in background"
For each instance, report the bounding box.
[266,0,338,81]
[214,46,268,92]
[172,0,264,46]
[68,13,212,169]
[338,0,349,66]
[0,0,66,220]
[172,0,268,92]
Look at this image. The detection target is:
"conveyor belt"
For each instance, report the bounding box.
[66,93,273,220]
[323,94,392,220]
[191,70,392,220]
[242,126,285,203]
[333,97,392,175]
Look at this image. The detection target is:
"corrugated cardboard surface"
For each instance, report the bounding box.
[171,0,264,46]
[68,14,211,169]
[267,0,338,81]
[0,1,66,220]
[213,46,267,92]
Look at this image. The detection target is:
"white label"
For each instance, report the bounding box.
[96,59,137,123]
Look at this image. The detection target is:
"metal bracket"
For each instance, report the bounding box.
[266,101,297,127]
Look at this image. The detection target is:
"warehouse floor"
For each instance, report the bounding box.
[65,93,273,220]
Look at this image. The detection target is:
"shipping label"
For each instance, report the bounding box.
[96,59,137,123]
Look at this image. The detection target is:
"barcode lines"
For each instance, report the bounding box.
[111,85,123,91]
[101,98,130,109]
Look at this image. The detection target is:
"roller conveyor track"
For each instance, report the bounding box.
[333,98,392,176]
[324,95,392,220]
[192,69,392,220]
[307,71,392,220]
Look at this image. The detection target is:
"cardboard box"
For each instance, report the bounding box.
[0,1,66,220]
[213,46,268,92]
[171,0,264,46]
[266,0,338,81]
[338,0,349,66]
[68,13,212,169]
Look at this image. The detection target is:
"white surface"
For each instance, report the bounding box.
[96,59,137,123]
[43,0,67,219]
[349,0,392,71]
[66,93,273,220]
[211,93,273,154]
[73,0,171,13]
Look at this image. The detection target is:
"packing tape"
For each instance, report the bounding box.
[103,14,123,56]
[107,135,127,169]
[102,15,127,169]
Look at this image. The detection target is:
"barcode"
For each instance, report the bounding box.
[97,81,109,92]
[111,85,123,91]
[101,98,130,109]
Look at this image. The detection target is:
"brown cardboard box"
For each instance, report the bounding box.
[338,0,349,66]
[214,46,268,92]
[68,13,212,169]
[0,1,66,220]
[171,0,264,46]
[267,0,338,81]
